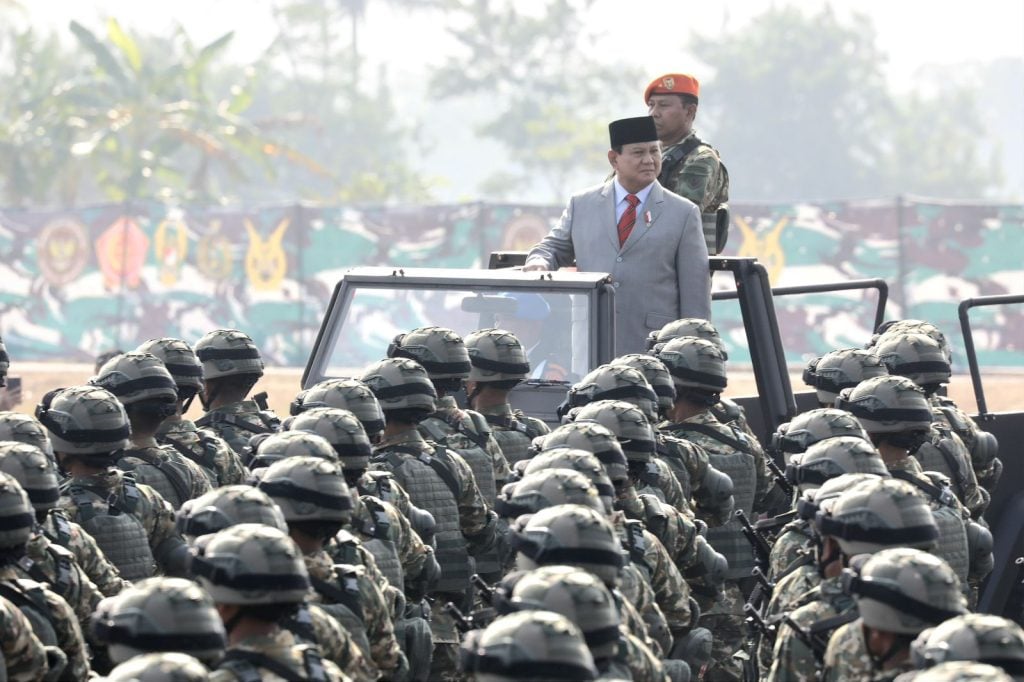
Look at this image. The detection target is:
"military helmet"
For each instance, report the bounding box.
[509,565,622,661]
[609,354,677,416]
[818,478,939,556]
[189,523,310,605]
[836,375,933,434]
[911,614,1024,675]
[537,421,629,488]
[291,378,385,437]
[105,652,211,682]
[875,332,952,389]
[512,504,624,586]
[0,441,60,512]
[496,469,604,520]
[771,408,871,463]
[257,456,352,522]
[803,348,888,405]
[564,365,659,422]
[0,472,34,549]
[909,662,1014,682]
[786,436,888,492]
[248,431,339,470]
[795,472,885,523]
[871,319,952,362]
[842,547,967,635]
[387,326,472,380]
[91,577,226,665]
[523,447,618,513]
[464,328,531,382]
[0,335,8,386]
[0,412,54,458]
[92,351,179,408]
[136,338,205,397]
[460,610,598,681]
[176,485,288,540]
[568,400,655,464]
[193,329,264,380]
[36,385,131,456]
[655,336,728,394]
[360,358,437,413]
[647,317,724,355]
[284,407,371,470]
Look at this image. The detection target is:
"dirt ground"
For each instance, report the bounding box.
[6,362,1023,421]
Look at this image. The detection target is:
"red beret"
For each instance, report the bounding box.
[644,74,700,103]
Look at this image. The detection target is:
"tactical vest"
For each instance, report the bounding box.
[0,579,59,648]
[310,565,371,662]
[161,432,220,483]
[115,446,194,510]
[354,496,405,592]
[669,421,757,580]
[889,470,971,586]
[483,411,545,466]
[374,445,471,594]
[914,428,971,503]
[219,645,329,682]
[654,435,694,499]
[63,476,156,581]
[419,411,498,506]
[21,540,76,605]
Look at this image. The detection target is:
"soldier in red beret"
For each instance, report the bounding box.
[645,73,730,254]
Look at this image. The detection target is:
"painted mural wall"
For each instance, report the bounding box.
[1,199,1020,369]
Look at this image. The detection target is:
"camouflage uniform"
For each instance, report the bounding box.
[661,130,729,214]
[105,652,211,682]
[426,395,511,503]
[299,604,375,682]
[21,531,102,630]
[209,629,352,682]
[196,400,280,458]
[39,511,129,596]
[767,519,815,581]
[821,620,874,682]
[157,418,247,487]
[115,443,212,509]
[306,550,408,680]
[929,395,1001,491]
[0,594,48,682]
[767,576,856,682]
[59,469,187,579]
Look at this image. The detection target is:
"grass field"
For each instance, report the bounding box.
[6,362,1023,421]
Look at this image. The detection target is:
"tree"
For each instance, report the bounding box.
[429,0,640,201]
[692,6,1001,201]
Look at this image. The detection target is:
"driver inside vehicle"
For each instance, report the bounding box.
[494,292,573,382]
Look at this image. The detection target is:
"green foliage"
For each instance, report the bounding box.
[693,5,1001,201]
[430,0,638,200]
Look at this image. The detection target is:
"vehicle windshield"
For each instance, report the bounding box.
[322,284,592,382]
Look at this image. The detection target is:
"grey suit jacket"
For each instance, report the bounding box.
[526,180,711,355]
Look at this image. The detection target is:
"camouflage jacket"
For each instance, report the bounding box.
[929,394,1001,489]
[23,531,102,630]
[39,510,129,597]
[0,594,48,682]
[611,510,692,632]
[474,402,550,466]
[157,417,248,486]
[58,469,187,577]
[348,491,436,600]
[636,453,690,514]
[661,130,729,213]
[767,519,816,582]
[195,400,281,458]
[768,576,856,682]
[821,619,875,682]
[0,567,90,682]
[210,628,352,682]
[306,549,407,679]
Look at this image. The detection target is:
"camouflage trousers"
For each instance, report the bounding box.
[696,581,744,682]
[430,642,464,682]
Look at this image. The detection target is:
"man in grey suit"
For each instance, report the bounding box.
[523,116,711,355]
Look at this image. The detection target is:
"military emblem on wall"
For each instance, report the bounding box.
[501,212,550,251]
[196,222,234,281]
[96,217,150,290]
[37,217,90,287]
[244,217,290,291]
[154,217,189,287]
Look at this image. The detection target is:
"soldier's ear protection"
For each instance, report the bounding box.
[802,358,821,388]
[35,388,65,422]
[385,333,407,360]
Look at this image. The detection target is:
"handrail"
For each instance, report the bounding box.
[958,294,1024,418]
[713,278,889,331]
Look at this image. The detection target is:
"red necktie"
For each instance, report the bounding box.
[618,194,640,247]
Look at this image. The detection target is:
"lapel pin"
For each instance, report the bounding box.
[644,210,652,226]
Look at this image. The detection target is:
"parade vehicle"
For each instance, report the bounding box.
[303,257,1024,623]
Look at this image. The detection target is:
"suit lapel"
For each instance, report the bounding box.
[621,182,665,255]
[600,181,619,250]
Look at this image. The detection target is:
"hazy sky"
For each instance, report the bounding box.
[29,0,1024,201]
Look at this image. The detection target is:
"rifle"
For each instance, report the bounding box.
[472,574,495,606]
[444,602,474,633]
[736,509,772,573]
[765,455,795,499]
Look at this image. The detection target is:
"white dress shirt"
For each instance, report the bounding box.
[613,179,655,223]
